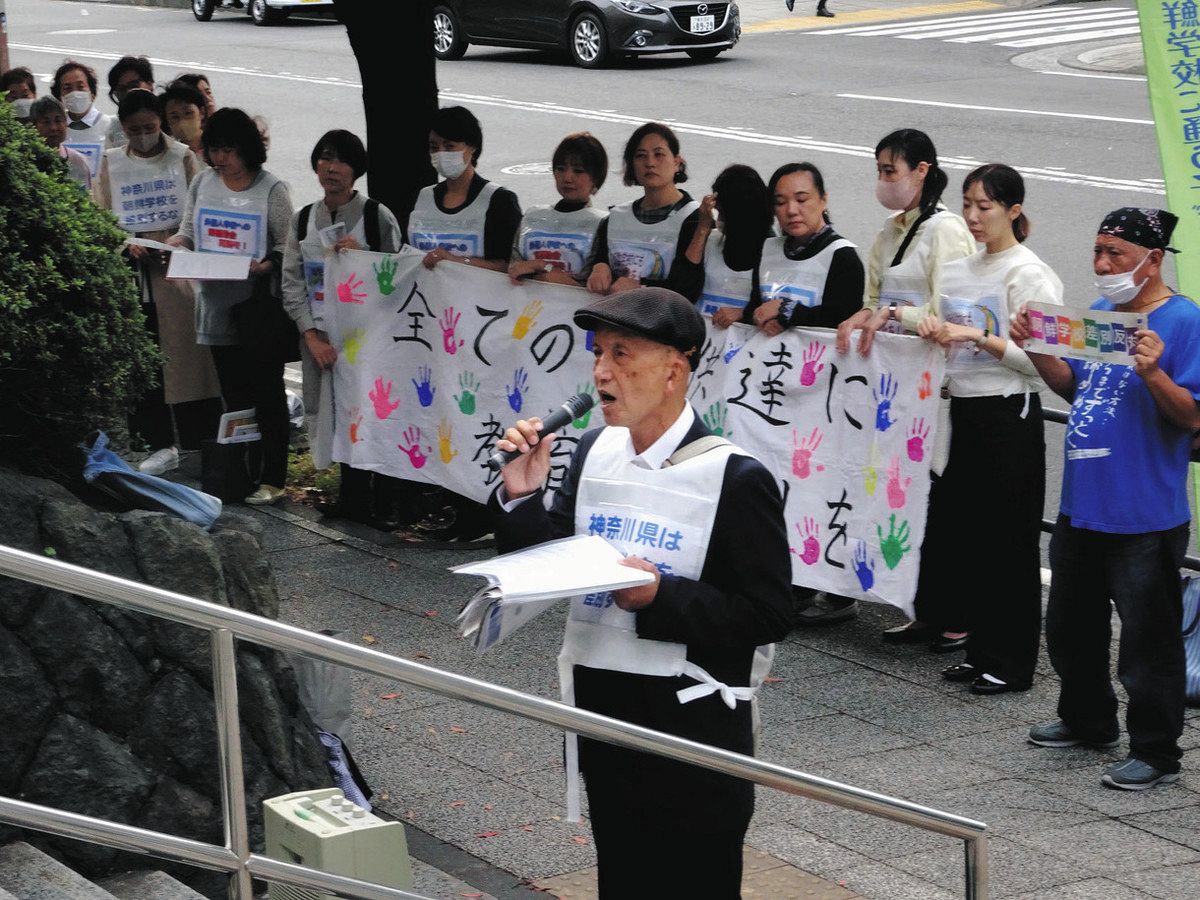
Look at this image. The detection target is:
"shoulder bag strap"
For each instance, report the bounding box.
[663,435,733,468]
[889,207,938,268]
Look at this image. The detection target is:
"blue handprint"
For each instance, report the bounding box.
[723,341,744,363]
[584,330,595,352]
[507,367,528,413]
[852,540,875,591]
[873,373,898,432]
[412,366,436,408]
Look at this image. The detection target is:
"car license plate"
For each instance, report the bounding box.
[690,14,716,33]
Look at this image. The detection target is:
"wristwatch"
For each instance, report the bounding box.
[888,302,898,322]
[974,328,990,350]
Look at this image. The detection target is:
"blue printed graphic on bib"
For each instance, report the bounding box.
[198,207,264,257]
[411,231,481,256]
[63,142,103,177]
[610,241,671,281]
[521,230,592,275]
[766,283,819,316]
[699,293,749,316]
[303,259,326,306]
[115,174,183,231]
[942,295,1004,369]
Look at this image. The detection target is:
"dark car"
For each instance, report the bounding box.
[433,1,741,68]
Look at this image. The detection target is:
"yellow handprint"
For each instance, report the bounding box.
[342,328,367,364]
[512,298,544,340]
[864,441,881,496]
[437,419,458,465]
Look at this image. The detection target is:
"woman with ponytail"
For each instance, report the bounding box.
[913,163,1063,694]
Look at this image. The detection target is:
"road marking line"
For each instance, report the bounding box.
[836,93,1153,125]
[742,0,999,35]
[1037,69,1146,82]
[9,41,1161,195]
[822,6,1130,36]
[1000,25,1143,47]
[944,15,1139,43]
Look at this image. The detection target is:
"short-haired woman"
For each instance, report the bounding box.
[30,96,93,189]
[161,81,209,157]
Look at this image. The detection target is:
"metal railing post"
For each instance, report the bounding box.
[965,834,988,900]
[210,627,253,900]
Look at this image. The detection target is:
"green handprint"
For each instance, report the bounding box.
[373,256,399,296]
[876,514,911,571]
[702,401,730,438]
[573,384,596,429]
[342,328,366,364]
[455,371,480,415]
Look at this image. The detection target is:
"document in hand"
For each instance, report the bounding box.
[453,534,655,653]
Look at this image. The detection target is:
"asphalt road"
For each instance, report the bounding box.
[8,0,1164,528]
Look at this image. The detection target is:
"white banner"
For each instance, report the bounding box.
[325,248,945,615]
[1024,301,1145,365]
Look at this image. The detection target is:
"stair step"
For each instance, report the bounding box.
[0,842,116,900]
[96,871,208,900]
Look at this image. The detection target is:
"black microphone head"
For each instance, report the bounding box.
[564,392,595,420]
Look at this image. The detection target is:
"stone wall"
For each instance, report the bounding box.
[0,469,331,897]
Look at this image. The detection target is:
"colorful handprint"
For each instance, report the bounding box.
[877,514,911,570]
[886,456,911,510]
[512,299,543,340]
[792,517,821,566]
[373,256,399,296]
[342,328,366,364]
[455,372,480,415]
[703,401,729,438]
[507,367,528,412]
[437,419,458,465]
[399,427,430,469]
[791,426,824,479]
[573,384,596,429]
[864,441,881,496]
[907,418,930,463]
[349,407,363,444]
[873,373,898,432]
[368,377,400,420]
[412,365,436,407]
[723,341,744,363]
[584,329,595,352]
[439,306,464,354]
[337,273,366,304]
[918,370,932,400]
[852,540,876,591]
[799,341,826,387]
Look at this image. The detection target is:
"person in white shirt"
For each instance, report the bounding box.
[104,56,155,150]
[30,96,93,190]
[50,60,113,181]
[914,164,1063,694]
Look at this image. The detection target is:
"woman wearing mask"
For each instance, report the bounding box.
[169,107,295,506]
[410,105,522,273]
[282,130,407,529]
[508,132,608,286]
[682,164,772,326]
[914,164,1061,694]
[30,96,93,189]
[585,122,703,301]
[95,90,221,475]
[2,67,37,122]
[50,60,113,181]
[104,56,154,149]
[161,81,208,157]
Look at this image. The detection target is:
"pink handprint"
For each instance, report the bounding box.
[399,427,430,469]
[337,273,366,304]
[440,306,464,354]
[800,341,826,387]
[791,426,824,479]
[349,407,363,444]
[907,418,929,462]
[791,518,821,566]
[886,456,912,510]
[368,377,400,420]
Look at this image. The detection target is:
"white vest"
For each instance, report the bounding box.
[192,167,278,259]
[938,265,1008,382]
[697,231,754,316]
[408,181,499,257]
[516,204,606,275]
[298,203,370,331]
[878,209,956,334]
[105,140,190,234]
[63,112,113,178]
[758,234,855,319]
[606,197,700,280]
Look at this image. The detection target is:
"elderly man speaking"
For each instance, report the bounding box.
[489,287,793,897]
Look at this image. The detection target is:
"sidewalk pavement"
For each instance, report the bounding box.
[231,494,1200,900]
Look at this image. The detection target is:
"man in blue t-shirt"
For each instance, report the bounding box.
[1011,207,1200,791]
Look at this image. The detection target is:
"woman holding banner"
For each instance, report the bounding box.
[94,90,221,475]
[585,122,703,301]
[914,164,1062,694]
[508,132,608,286]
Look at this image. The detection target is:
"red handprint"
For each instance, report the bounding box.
[886,456,912,510]
[907,418,929,462]
[399,427,430,469]
[349,407,363,444]
[791,518,821,566]
[368,377,400,420]
[440,306,464,354]
[337,273,366,304]
[791,426,824,479]
[918,370,932,400]
[800,341,826,387]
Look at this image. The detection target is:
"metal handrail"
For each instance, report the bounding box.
[0,543,990,899]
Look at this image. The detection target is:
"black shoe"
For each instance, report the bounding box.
[881,621,934,644]
[793,595,858,626]
[941,663,978,683]
[816,5,835,16]
[929,633,970,653]
[785,0,795,11]
[1028,719,1119,749]
[1101,757,1180,791]
[969,674,1028,695]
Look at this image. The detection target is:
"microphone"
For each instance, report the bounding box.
[486,392,596,472]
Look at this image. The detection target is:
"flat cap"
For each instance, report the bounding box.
[573,287,705,370]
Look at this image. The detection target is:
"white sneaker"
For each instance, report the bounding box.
[138,446,180,476]
[245,485,286,506]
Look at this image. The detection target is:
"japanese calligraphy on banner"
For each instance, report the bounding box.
[1139,0,1200,296]
[1023,301,1145,364]
[324,248,944,615]
[113,175,183,232]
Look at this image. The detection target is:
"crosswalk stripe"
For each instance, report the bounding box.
[998,24,1142,47]
[943,15,1140,43]
[892,9,1136,39]
[815,5,1127,35]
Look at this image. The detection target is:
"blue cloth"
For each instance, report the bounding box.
[1061,295,1200,533]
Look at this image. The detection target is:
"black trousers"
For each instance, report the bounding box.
[1046,516,1188,772]
[914,393,1045,686]
[209,345,289,489]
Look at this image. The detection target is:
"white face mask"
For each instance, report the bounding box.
[875,175,919,211]
[12,98,34,119]
[1095,251,1152,305]
[128,131,161,154]
[63,90,93,116]
[432,150,469,180]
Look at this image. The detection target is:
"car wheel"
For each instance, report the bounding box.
[433,6,469,60]
[192,0,215,22]
[250,0,287,26]
[570,12,608,68]
[686,48,722,60]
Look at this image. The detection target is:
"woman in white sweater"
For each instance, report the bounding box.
[915,164,1063,694]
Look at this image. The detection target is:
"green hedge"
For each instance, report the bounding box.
[0,99,159,478]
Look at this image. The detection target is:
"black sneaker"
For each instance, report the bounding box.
[1028,719,1119,749]
[1101,757,1180,791]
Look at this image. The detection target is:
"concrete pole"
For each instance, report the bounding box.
[0,1,10,75]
